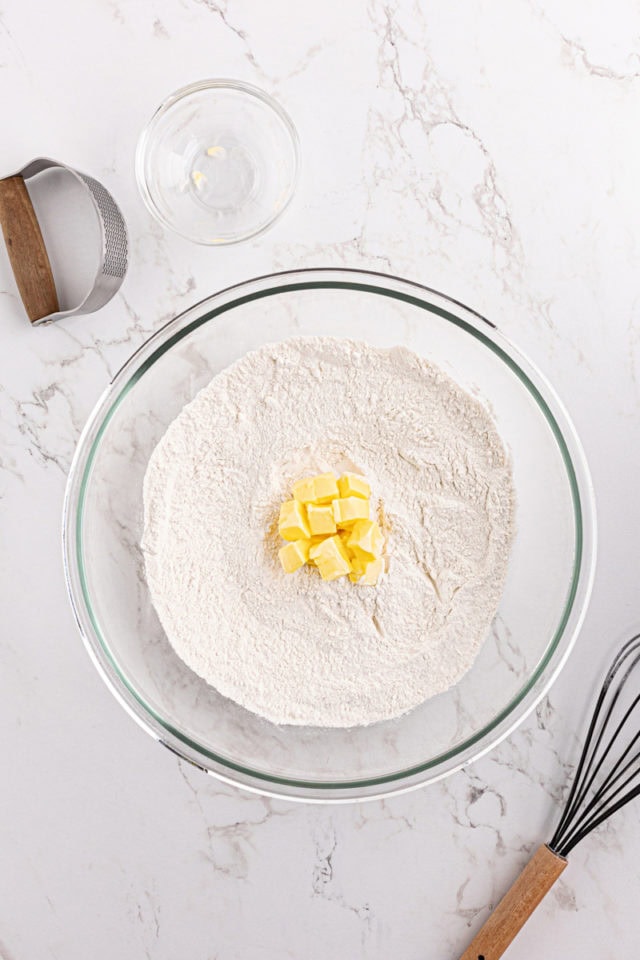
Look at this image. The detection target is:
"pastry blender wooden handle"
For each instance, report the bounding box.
[459,844,567,960]
[0,174,59,322]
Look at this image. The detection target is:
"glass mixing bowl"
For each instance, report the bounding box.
[63,269,596,801]
[135,79,299,245]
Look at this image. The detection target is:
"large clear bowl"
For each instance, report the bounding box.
[63,269,596,802]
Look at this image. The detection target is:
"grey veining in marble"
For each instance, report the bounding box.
[1,1,640,958]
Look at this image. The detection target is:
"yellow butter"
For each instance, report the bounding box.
[278,499,311,541]
[347,518,384,561]
[337,472,371,500]
[349,556,384,585]
[318,557,351,581]
[333,496,369,528]
[309,534,351,581]
[307,503,337,536]
[308,535,338,563]
[292,472,339,505]
[337,528,353,552]
[278,470,385,584]
[279,539,311,573]
[306,536,327,565]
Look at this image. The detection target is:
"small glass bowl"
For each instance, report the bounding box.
[135,79,299,245]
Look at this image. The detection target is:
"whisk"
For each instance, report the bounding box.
[460,632,640,960]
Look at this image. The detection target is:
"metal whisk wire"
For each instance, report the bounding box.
[549,632,640,857]
[460,633,640,960]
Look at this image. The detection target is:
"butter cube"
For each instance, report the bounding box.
[333,496,369,528]
[349,556,384,586]
[337,529,353,553]
[307,503,337,536]
[292,472,339,504]
[279,539,311,573]
[308,535,339,564]
[278,499,311,541]
[309,534,351,581]
[347,519,384,561]
[307,536,326,564]
[338,472,371,500]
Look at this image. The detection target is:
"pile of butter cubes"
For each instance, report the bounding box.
[278,472,385,585]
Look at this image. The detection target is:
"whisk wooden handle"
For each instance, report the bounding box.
[458,844,567,960]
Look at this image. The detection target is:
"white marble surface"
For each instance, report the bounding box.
[1,1,639,957]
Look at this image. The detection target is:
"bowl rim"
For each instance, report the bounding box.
[62,267,597,802]
[134,78,300,246]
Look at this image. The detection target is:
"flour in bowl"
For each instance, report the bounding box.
[142,337,515,727]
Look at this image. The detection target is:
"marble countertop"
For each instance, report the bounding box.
[2,1,640,957]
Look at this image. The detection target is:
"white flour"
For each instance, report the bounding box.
[142,337,515,727]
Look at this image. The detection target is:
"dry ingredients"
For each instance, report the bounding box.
[142,337,515,727]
